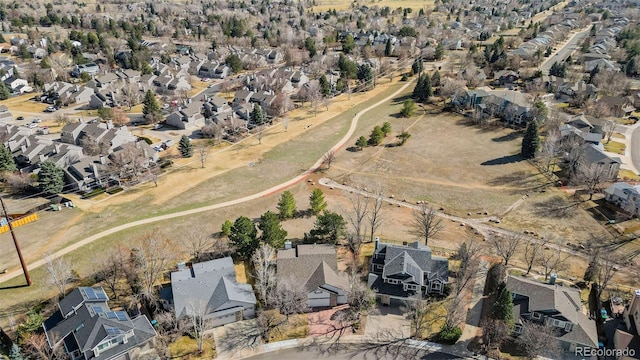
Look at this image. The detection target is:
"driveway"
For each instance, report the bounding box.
[365,305,411,339]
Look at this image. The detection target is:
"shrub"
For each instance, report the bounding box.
[106,187,124,195]
[435,325,462,344]
[81,188,105,199]
[138,136,153,145]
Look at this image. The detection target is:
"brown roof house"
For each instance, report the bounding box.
[276,243,349,309]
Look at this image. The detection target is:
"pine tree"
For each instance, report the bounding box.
[229,216,259,260]
[309,188,327,215]
[0,144,17,172]
[355,136,368,150]
[277,190,297,219]
[142,90,160,116]
[38,160,64,194]
[493,286,514,326]
[413,74,424,100]
[368,126,385,145]
[0,81,11,100]
[381,122,392,136]
[384,38,393,56]
[251,105,265,125]
[319,75,331,96]
[259,211,288,249]
[432,70,441,87]
[178,135,193,158]
[420,73,432,102]
[411,58,423,75]
[434,43,445,60]
[9,344,26,360]
[521,120,540,159]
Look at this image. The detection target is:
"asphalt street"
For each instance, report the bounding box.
[540,29,590,75]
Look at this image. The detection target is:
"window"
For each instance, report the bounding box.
[531,312,542,320]
[552,319,565,328]
[375,264,383,270]
[431,281,442,291]
[406,284,419,291]
[564,322,573,332]
[387,279,399,284]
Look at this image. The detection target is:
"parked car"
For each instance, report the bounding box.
[153,124,163,130]
[16,116,24,120]
[32,118,42,123]
[28,123,38,128]
[45,106,57,112]
[163,139,174,147]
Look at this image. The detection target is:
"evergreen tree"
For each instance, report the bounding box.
[178,135,193,158]
[225,54,243,73]
[419,73,432,102]
[368,126,385,146]
[432,70,441,87]
[259,211,288,249]
[381,122,392,136]
[250,105,265,125]
[305,210,347,244]
[355,136,368,150]
[521,120,540,159]
[142,90,160,116]
[277,190,297,219]
[304,37,317,58]
[38,160,64,195]
[384,38,393,56]
[221,219,233,236]
[9,344,26,360]
[493,286,514,326]
[0,144,17,172]
[309,188,327,215]
[342,34,355,54]
[413,74,424,99]
[400,100,416,118]
[434,43,445,60]
[0,81,11,100]
[229,216,259,260]
[319,75,331,96]
[411,58,423,75]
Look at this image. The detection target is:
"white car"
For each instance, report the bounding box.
[32,118,42,123]
[28,123,38,128]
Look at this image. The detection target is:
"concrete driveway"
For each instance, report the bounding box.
[365,304,411,338]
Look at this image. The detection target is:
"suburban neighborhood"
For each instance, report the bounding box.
[0,0,639,359]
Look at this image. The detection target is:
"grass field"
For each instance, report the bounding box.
[603,140,626,155]
[0,94,47,113]
[310,0,433,12]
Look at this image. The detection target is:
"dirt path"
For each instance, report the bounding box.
[0,78,417,284]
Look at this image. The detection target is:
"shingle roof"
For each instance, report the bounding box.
[276,245,348,293]
[171,257,256,319]
[506,276,598,348]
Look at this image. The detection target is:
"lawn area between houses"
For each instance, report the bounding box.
[603,140,626,155]
[167,336,216,359]
[0,93,47,113]
[311,0,434,12]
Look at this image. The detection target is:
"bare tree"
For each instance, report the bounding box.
[80,133,110,156]
[97,246,127,300]
[576,161,607,200]
[123,83,141,110]
[182,224,213,261]
[23,333,65,360]
[488,233,523,267]
[411,204,443,246]
[523,240,546,276]
[54,113,70,127]
[602,119,617,144]
[111,108,129,127]
[538,237,569,281]
[129,232,174,304]
[403,296,440,339]
[186,301,211,353]
[270,277,308,317]
[322,149,336,169]
[45,254,74,298]
[594,253,618,307]
[516,322,561,359]
[196,142,209,169]
[257,126,264,145]
[344,193,370,269]
[537,130,560,171]
[109,142,148,182]
[251,244,276,307]
[348,274,376,315]
[367,190,385,243]
[480,318,510,352]
[452,239,482,297]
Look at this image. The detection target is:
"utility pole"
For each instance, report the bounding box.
[0,196,31,286]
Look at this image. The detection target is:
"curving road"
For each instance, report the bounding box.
[0,78,417,284]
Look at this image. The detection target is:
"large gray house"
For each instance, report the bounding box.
[167,257,256,328]
[42,287,156,360]
[367,240,449,305]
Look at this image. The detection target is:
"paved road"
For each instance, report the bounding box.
[540,28,590,74]
[630,124,640,174]
[243,346,465,360]
[0,78,416,284]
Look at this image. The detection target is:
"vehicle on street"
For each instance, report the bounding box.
[153,124,163,130]
[16,116,24,120]
[28,123,38,128]
[32,118,42,123]
[45,106,58,112]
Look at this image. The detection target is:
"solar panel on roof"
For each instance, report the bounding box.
[105,311,117,319]
[92,306,104,314]
[94,288,108,300]
[84,288,96,299]
[115,311,128,321]
[105,326,122,335]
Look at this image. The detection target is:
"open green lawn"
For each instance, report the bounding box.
[603,140,626,155]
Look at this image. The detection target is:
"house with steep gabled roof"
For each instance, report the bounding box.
[42,287,156,360]
[167,257,256,328]
[276,243,349,309]
[506,275,598,353]
[367,239,448,305]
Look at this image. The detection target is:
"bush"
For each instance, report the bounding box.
[106,187,123,195]
[138,136,153,145]
[401,74,409,81]
[159,160,173,169]
[81,188,105,199]
[435,325,462,344]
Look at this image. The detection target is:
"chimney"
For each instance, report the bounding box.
[284,241,292,250]
[54,143,61,154]
[106,120,113,129]
[549,272,557,285]
[92,163,99,179]
[374,237,380,251]
[99,155,107,165]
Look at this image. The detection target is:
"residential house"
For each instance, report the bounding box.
[599,96,636,118]
[95,73,121,89]
[506,275,598,353]
[604,182,640,216]
[566,114,595,132]
[584,58,620,72]
[276,243,349,308]
[167,258,256,328]
[367,239,449,305]
[493,70,520,86]
[165,101,204,130]
[559,124,603,145]
[64,156,110,191]
[556,81,598,102]
[3,76,29,93]
[43,82,95,105]
[203,95,232,119]
[581,143,621,180]
[42,287,156,360]
[0,105,12,123]
[60,121,136,153]
[612,289,640,359]
[233,90,254,106]
[71,63,100,78]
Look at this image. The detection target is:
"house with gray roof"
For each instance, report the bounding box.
[367,240,449,305]
[604,182,640,216]
[168,257,256,328]
[276,243,349,308]
[42,286,156,360]
[582,143,621,180]
[165,100,204,130]
[506,275,598,353]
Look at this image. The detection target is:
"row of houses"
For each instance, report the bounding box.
[0,121,157,192]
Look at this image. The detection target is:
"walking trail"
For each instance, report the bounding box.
[0,78,417,284]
